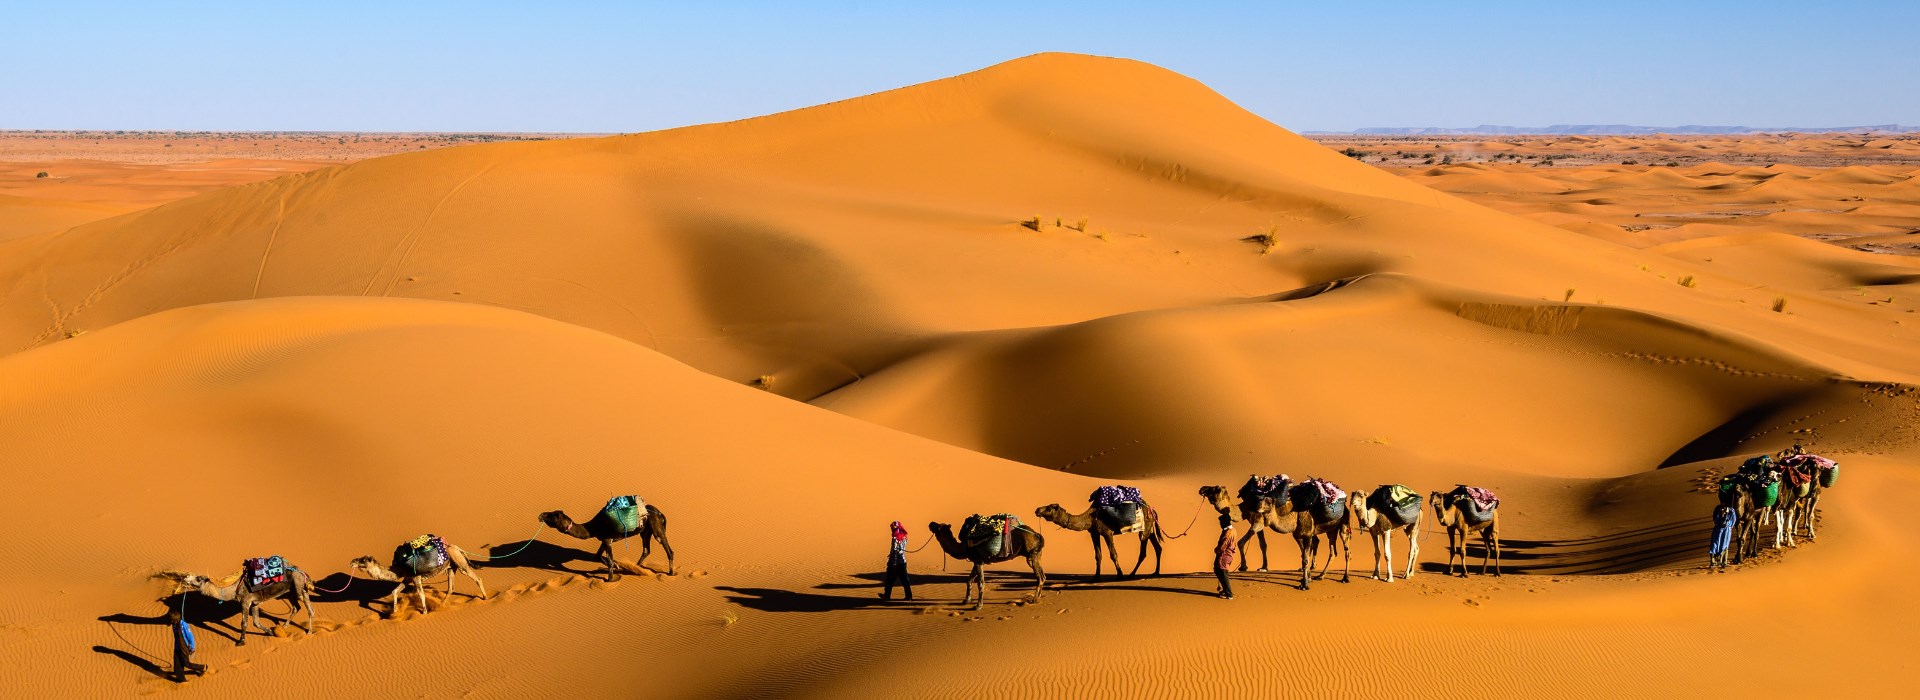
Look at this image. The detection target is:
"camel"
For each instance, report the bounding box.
[538,500,674,581]
[1769,469,1808,549]
[1346,486,1421,582]
[1201,480,1348,589]
[350,535,489,616]
[928,519,1045,610]
[1199,481,1297,572]
[1033,503,1163,580]
[1429,489,1501,577]
[154,566,314,646]
[1717,478,1760,566]
[1282,482,1352,591]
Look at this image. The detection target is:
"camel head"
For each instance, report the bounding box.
[538,510,574,531]
[1198,486,1232,513]
[349,555,382,574]
[1429,491,1451,522]
[1034,504,1067,524]
[1346,489,1369,512]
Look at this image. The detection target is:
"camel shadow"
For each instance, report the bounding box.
[478,539,600,576]
[1045,572,1220,597]
[308,571,400,609]
[1418,518,1716,575]
[716,585,931,614]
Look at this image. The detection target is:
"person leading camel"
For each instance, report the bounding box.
[1198,477,1295,572]
[154,558,315,647]
[1213,514,1236,600]
[1708,503,1736,572]
[349,534,490,616]
[538,496,675,581]
[880,521,913,602]
[168,604,206,683]
[928,517,1046,610]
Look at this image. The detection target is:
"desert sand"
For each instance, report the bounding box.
[2,53,1917,698]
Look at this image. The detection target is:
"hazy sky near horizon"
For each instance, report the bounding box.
[3,1,1915,133]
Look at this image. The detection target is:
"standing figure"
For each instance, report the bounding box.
[1214,514,1237,599]
[880,521,913,601]
[1708,504,1737,572]
[169,603,206,682]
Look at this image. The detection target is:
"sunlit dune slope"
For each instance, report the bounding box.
[13,53,1911,413]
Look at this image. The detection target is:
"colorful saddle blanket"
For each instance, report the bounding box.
[1089,485,1143,508]
[243,556,287,591]
[393,534,450,578]
[603,495,646,534]
[1368,484,1422,525]
[1239,474,1290,503]
[962,513,1021,558]
[1462,486,1499,511]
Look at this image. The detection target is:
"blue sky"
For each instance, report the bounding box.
[2,1,1914,132]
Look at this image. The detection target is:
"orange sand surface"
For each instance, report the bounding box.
[3,54,1918,698]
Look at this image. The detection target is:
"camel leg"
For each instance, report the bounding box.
[297,586,314,633]
[598,540,621,582]
[1128,532,1150,578]
[970,564,985,611]
[1236,528,1259,572]
[1029,554,1046,599]
[1135,531,1160,577]
[1487,527,1501,576]
[1089,533,1104,581]
[1314,534,1337,580]
[236,602,253,646]
[654,528,676,576]
[1806,498,1819,541]
[450,548,489,600]
[1297,536,1314,591]
[416,577,430,613]
[1341,529,1352,583]
[1104,533,1125,579]
[1404,524,1420,580]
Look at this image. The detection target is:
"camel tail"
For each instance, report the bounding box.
[1147,505,1166,543]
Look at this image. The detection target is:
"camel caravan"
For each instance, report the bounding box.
[142,449,1837,682]
[1711,445,1840,571]
[153,494,673,657]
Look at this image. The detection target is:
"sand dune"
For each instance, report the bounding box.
[7,53,1920,697]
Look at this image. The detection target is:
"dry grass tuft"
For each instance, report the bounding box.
[1019,216,1042,232]
[1678,275,1697,288]
[750,375,775,391]
[1242,226,1280,254]
[1773,297,1789,313]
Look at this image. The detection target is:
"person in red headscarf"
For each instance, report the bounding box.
[881,521,913,601]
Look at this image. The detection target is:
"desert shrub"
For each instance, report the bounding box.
[1020,216,1042,231]
[1773,297,1788,313]
[1678,275,1697,288]
[35,171,48,178]
[1242,226,1280,254]
[1564,288,1576,302]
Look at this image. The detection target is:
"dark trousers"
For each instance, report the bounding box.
[1214,567,1232,596]
[171,625,205,682]
[881,559,913,600]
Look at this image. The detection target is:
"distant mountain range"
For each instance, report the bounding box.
[1311,124,1919,136]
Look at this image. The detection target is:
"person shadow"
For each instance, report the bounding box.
[94,593,236,680]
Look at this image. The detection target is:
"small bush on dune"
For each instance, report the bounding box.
[35,171,49,178]
[1678,275,1697,288]
[750,375,775,391]
[1020,216,1042,232]
[1564,288,1576,302]
[1773,297,1789,313]
[1242,226,1280,254]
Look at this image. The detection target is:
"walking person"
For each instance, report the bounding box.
[880,520,913,601]
[1708,503,1736,572]
[169,601,206,683]
[1214,514,1236,599]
